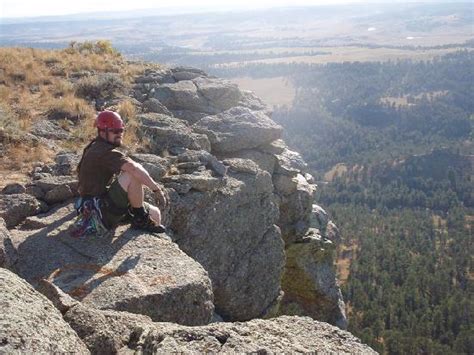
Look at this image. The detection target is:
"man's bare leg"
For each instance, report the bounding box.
[118,172,162,225]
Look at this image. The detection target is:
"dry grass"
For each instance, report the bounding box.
[67,115,97,148]
[75,73,126,100]
[0,103,21,141]
[46,95,95,122]
[50,79,75,98]
[0,42,151,171]
[336,243,358,285]
[1,143,55,171]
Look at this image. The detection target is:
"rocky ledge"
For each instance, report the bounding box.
[1,267,376,354]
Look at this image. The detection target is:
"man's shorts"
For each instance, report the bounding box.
[101,179,130,229]
[101,179,152,229]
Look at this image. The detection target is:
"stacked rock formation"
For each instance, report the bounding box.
[132,66,347,325]
[0,65,361,352]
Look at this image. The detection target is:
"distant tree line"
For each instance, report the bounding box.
[272,50,473,173]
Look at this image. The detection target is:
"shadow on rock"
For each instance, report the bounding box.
[12,204,214,325]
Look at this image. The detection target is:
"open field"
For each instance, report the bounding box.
[215,46,470,66]
[230,76,295,108]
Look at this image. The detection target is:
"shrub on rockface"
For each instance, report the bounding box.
[0,103,20,143]
[65,40,120,56]
[75,73,126,101]
[46,95,95,123]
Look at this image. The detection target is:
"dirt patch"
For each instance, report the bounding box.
[324,163,348,182]
[0,169,29,190]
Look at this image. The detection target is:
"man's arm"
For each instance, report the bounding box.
[121,161,167,206]
[121,161,159,190]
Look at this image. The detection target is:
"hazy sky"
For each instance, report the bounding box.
[0,0,444,18]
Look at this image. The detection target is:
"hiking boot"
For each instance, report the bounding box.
[131,213,167,234]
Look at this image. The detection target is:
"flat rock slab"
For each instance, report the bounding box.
[0,268,89,354]
[10,207,214,326]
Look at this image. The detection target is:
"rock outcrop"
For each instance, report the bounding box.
[0,65,363,352]
[168,161,284,321]
[131,68,347,326]
[0,267,89,353]
[280,229,347,329]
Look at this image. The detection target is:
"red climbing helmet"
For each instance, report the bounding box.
[95,111,124,131]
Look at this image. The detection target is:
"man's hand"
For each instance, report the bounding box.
[153,187,167,208]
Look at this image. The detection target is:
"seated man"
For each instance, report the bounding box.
[74,110,167,236]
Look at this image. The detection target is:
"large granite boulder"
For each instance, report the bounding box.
[131,153,173,181]
[27,174,78,204]
[238,89,270,112]
[142,98,173,115]
[176,149,227,177]
[135,68,176,85]
[172,66,208,82]
[163,170,225,193]
[0,193,43,228]
[2,183,26,195]
[150,77,241,116]
[0,218,17,269]
[30,119,70,140]
[153,80,208,113]
[193,77,242,112]
[280,229,348,329]
[0,268,89,353]
[193,107,283,154]
[275,147,308,175]
[62,303,375,354]
[10,204,214,326]
[217,148,276,174]
[52,152,81,176]
[169,164,284,321]
[138,113,211,153]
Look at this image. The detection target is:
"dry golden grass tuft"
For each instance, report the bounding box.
[75,73,126,100]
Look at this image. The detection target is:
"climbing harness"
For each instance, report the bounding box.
[70,197,108,237]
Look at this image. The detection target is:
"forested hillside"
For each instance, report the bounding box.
[272,51,473,354]
[272,50,473,172]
